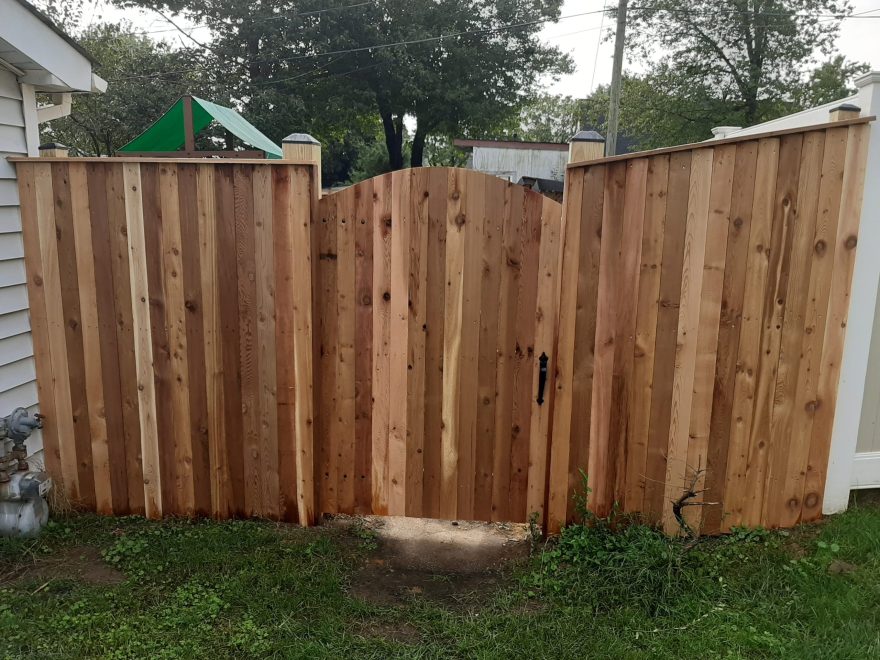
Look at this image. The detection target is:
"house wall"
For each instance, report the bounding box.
[857,294,880,455]
[0,68,41,457]
[471,146,567,183]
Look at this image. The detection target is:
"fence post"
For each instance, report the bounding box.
[568,130,605,163]
[38,142,68,157]
[829,103,861,122]
[282,133,322,197]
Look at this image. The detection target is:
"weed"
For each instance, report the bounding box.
[349,520,379,552]
[1,504,879,658]
[527,511,542,555]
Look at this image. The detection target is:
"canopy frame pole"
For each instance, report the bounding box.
[183,95,195,151]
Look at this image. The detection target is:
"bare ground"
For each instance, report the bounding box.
[330,515,531,608]
[1,545,124,588]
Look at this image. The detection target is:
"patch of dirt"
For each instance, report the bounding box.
[333,515,530,608]
[828,559,859,575]
[354,619,422,644]
[1,545,125,588]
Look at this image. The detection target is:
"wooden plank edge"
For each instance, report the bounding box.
[566,116,875,169]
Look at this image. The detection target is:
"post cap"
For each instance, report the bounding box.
[38,143,67,150]
[282,133,320,145]
[829,103,861,113]
[570,130,605,143]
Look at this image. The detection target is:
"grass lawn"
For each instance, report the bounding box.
[1,496,879,659]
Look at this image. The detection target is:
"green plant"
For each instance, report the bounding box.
[527,512,543,555]
[2,506,879,659]
[349,521,379,552]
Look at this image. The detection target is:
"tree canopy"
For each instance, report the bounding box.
[32,0,871,173]
[118,0,572,171]
[622,0,867,128]
[489,1,868,153]
[39,23,215,156]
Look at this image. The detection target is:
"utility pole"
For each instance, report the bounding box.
[606,0,628,157]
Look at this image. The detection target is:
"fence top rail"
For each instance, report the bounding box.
[7,156,317,166]
[567,115,875,169]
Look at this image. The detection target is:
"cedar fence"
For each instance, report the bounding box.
[313,169,561,522]
[549,118,871,534]
[15,159,316,523]
[11,116,872,534]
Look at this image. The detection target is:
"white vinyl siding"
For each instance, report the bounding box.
[0,67,40,455]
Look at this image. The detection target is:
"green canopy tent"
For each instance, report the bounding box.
[117,95,283,159]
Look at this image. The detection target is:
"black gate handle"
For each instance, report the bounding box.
[537,352,548,405]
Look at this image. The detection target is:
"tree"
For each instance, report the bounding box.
[39,23,214,155]
[486,80,717,152]
[123,0,572,171]
[308,0,572,168]
[621,0,864,127]
[795,55,870,108]
[31,0,86,32]
[490,95,586,143]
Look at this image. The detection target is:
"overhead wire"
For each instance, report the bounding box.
[590,1,609,93]
[107,6,614,82]
[104,2,879,85]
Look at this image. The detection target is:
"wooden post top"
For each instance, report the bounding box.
[569,130,605,163]
[830,103,861,122]
[38,143,68,158]
[282,133,322,195]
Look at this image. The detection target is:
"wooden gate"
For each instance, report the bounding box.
[16,120,871,534]
[312,168,562,522]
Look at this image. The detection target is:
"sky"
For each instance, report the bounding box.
[91,0,880,99]
[539,0,880,98]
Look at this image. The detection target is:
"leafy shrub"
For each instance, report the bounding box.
[528,473,706,615]
[529,519,702,615]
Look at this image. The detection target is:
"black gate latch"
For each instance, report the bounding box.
[537,352,549,405]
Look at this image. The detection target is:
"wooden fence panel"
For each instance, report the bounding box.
[551,119,872,533]
[14,123,871,535]
[315,168,561,523]
[16,159,316,523]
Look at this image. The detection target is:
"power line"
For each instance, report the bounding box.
[108,1,880,42]
[590,1,609,93]
[107,6,613,82]
[627,4,880,20]
[128,1,376,37]
[105,3,880,84]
